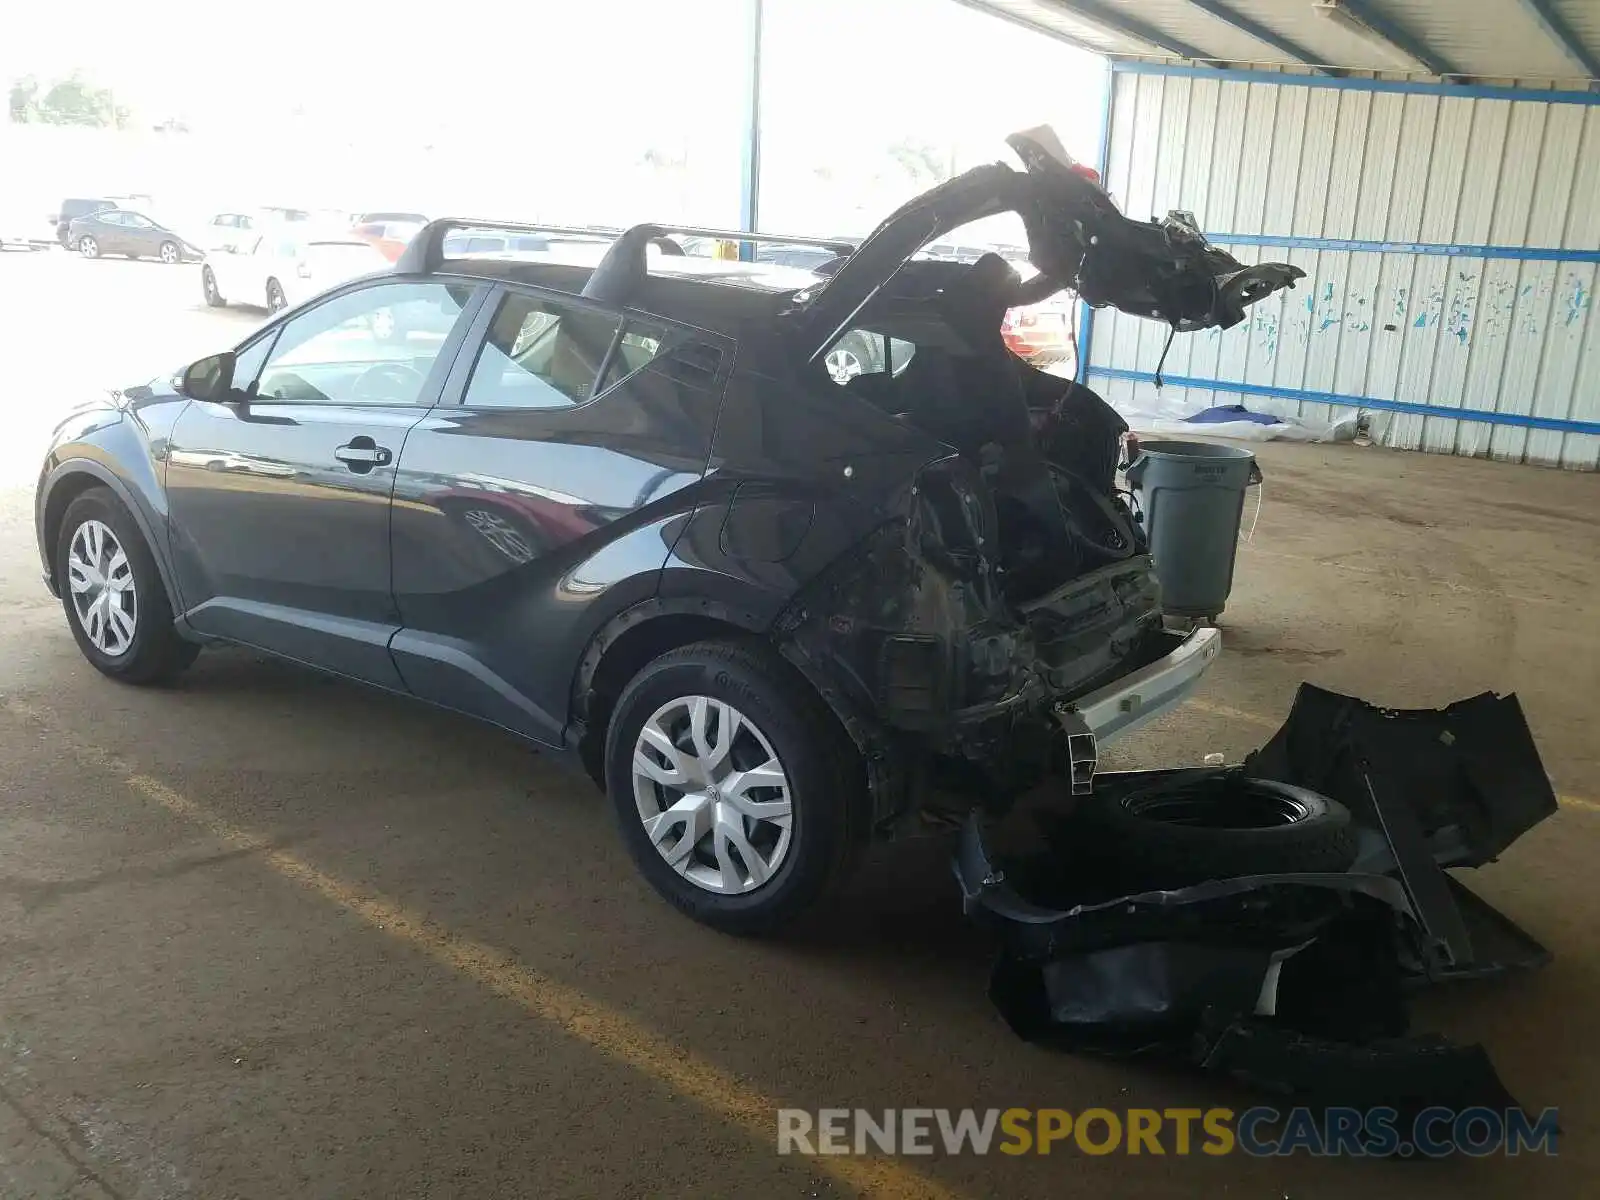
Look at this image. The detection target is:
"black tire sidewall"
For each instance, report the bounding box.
[56,489,194,683]
[604,643,858,933]
[1085,778,1357,884]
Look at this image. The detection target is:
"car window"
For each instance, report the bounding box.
[125,214,153,229]
[824,328,915,385]
[461,292,630,409]
[248,282,474,407]
[97,212,125,226]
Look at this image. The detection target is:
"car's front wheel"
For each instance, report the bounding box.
[55,488,199,684]
[265,278,286,312]
[605,638,866,935]
[159,240,179,264]
[78,236,99,259]
[201,266,225,307]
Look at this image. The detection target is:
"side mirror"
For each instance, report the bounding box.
[177,351,238,403]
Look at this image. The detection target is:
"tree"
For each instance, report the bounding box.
[8,73,131,128]
[8,76,38,123]
[887,137,952,187]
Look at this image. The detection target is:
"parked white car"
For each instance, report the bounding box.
[200,233,388,313]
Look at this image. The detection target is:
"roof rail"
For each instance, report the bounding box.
[395,219,631,274]
[398,216,858,301]
[625,225,857,255]
[580,223,857,305]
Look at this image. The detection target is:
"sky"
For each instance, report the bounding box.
[1,0,1106,236]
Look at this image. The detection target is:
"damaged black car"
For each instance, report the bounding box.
[34,127,1304,932]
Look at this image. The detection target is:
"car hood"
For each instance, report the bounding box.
[790,125,1304,360]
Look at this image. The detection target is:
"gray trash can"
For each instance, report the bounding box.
[1124,439,1261,620]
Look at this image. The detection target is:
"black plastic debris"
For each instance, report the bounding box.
[956,685,1557,1126]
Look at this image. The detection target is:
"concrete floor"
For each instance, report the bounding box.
[0,252,1596,1197]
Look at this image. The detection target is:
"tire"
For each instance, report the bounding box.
[55,488,200,685]
[158,240,179,264]
[1080,772,1357,886]
[201,266,225,307]
[604,638,867,935]
[78,236,99,259]
[265,278,286,313]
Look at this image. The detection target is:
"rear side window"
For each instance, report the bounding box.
[461,292,633,409]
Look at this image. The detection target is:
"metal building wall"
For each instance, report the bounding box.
[1084,64,1600,470]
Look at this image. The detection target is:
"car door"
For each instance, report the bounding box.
[121,212,159,255]
[216,233,269,305]
[90,211,126,253]
[388,283,730,744]
[165,278,486,685]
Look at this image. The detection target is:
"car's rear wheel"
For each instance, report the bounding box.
[265,278,286,313]
[159,240,179,264]
[78,236,99,259]
[605,638,866,935]
[201,266,225,307]
[55,488,199,685]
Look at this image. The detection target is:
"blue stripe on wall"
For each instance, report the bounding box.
[1108,61,1600,107]
[1085,368,1600,436]
[1202,232,1600,263]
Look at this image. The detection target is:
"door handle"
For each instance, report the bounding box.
[335,437,393,472]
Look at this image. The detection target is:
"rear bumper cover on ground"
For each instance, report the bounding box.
[957,684,1557,1125]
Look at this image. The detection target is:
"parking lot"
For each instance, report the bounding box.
[1,248,1597,1196]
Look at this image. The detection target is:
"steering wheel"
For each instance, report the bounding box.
[351,361,425,403]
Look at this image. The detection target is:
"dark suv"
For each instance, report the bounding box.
[52,197,118,246]
[34,129,1300,932]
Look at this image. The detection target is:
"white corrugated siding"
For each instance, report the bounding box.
[1088,70,1600,470]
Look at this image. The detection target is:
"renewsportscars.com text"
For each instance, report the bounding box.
[776,1106,1559,1158]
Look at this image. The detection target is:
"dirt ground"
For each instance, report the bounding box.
[0,251,1596,1197]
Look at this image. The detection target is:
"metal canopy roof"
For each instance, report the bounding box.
[959,0,1600,82]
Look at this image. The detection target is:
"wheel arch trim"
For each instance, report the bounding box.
[39,460,182,613]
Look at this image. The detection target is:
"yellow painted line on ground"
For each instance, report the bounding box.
[1183,698,1600,814]
[1,697,963,1200]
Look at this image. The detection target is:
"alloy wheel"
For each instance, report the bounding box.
[824,347,864,384]
[631,695,794,894]
[67,519,137,656]
[160,241,178,264]
[202,268,219,304]
[79,236,98,259]
[266,281,285,312]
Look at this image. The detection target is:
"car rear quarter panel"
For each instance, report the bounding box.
[656,368,945,623]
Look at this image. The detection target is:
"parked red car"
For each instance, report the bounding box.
[349,212,428,262]
[1001,295,1076,365]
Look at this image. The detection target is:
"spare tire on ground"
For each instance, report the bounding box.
[1079,771,1357,886]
